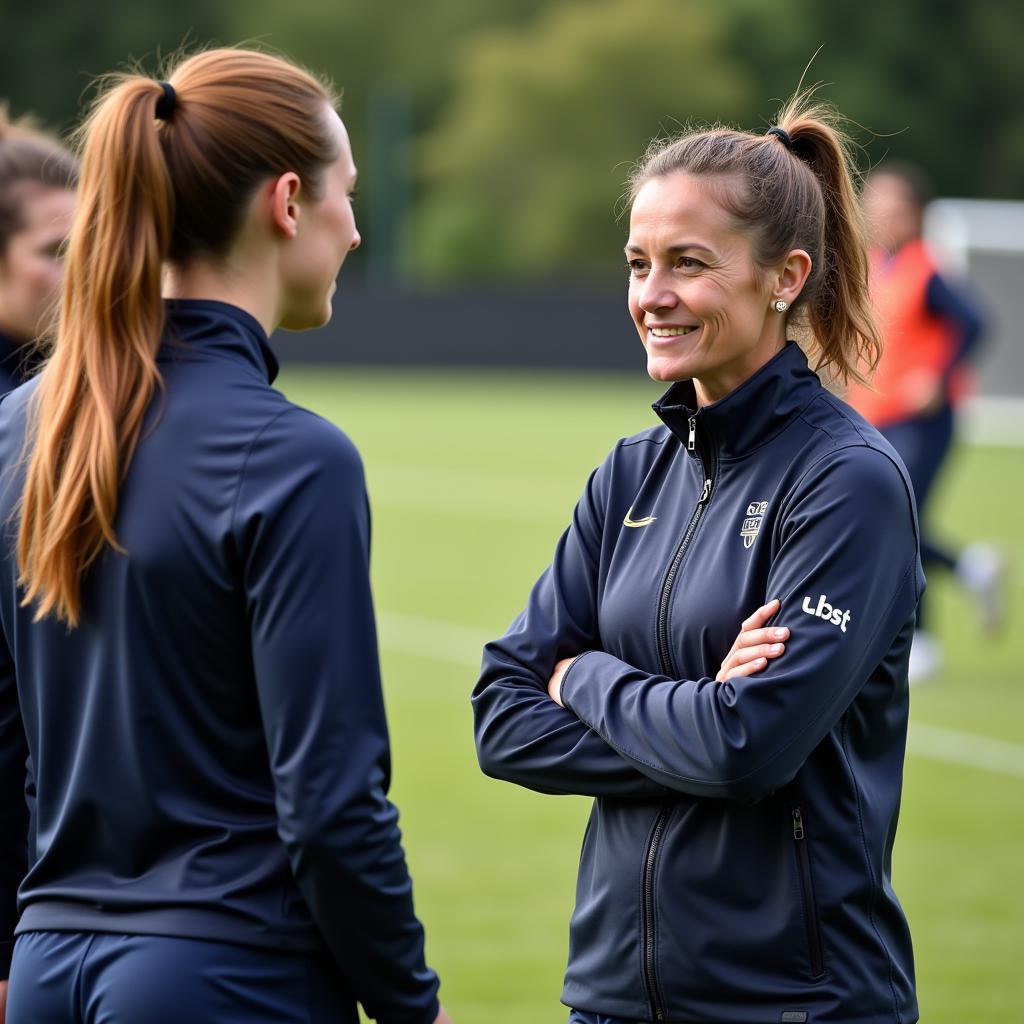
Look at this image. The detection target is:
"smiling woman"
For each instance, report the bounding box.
[474,91,924,1024]
[623,97,879,402]
[625,173,813,400]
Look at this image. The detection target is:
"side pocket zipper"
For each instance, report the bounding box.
[791,806,825,978]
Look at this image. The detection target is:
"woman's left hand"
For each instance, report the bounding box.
[717,599,788,682]
[547,657,579,706]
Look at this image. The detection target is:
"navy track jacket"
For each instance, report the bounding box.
[474,342,923,1023]
[0,301,440,1024]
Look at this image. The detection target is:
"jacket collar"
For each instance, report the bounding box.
[162,299,279,384]
[651,341,823,460]
[0,328,46,386]
[0,329,22,371]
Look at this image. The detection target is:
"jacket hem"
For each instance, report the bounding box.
[15,900,321,953]
[562,982,918,1024]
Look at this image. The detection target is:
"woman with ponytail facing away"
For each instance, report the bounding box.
[0,48,449,1024]
[474,94,922,1023]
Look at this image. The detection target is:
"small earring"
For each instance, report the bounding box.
[773,299,789,313]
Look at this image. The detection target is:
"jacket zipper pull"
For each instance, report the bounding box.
[792,807,805,840]
[700,477,712,503]
[687,415,696,451]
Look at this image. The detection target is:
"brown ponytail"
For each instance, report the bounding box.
[772,94,880,387]
[17,47,339,626]
[628,90,880,389]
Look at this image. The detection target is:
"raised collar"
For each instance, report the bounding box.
[162,299,279,384]
[0,328,46,387]
[0,329,22,368]
[651,341,823,460]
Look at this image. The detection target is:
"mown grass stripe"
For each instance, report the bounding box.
[907,721,1024,780]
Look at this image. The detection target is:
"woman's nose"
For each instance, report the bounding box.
[638,270,678,313]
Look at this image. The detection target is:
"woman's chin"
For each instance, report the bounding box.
[278,298,333,333]
[646,352,691,383]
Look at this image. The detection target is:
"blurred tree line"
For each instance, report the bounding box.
[2,0,1021,286]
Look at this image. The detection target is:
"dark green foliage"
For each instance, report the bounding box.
[3,0,1021,283]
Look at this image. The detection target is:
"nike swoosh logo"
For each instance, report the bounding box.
[623,507,657,528]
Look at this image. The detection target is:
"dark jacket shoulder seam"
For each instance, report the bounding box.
[776,436,904,528]
[619,432,666,450]
[228,407,295,540]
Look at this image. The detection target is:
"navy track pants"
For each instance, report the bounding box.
[8,931,357,1024]
[881,403,958,572]
[882,403,958,627]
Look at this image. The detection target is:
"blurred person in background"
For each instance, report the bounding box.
[0,107,77,394]
[0,48,449,1024]
[474,95,922,1024]
[846,161,1004,683]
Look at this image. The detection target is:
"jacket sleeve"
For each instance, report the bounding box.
[558,445,923,801]
[925,271,986,379]
[0,626,27,979]
[235,408,439,1024]
[472,449,674,799]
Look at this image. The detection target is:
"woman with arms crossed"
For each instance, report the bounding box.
[0,48,449,1024]
[474,94,922,1024]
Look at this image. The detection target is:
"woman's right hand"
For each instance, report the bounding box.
[716,599,789,682]
[433,1007,453,1024]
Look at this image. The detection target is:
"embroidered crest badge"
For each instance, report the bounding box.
[740,501,767,549]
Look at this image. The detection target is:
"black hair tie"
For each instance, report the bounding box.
[155,81,177,121]
[766,126,794,150]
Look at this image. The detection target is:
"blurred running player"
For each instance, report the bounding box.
[847,161,1004,682]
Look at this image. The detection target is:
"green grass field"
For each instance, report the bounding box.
[280,365,1024,1024]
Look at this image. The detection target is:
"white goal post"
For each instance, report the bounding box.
[925,198,1024,446]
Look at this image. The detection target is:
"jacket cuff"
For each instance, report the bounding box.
[0,936,13,979]
[384,996,439,1024]
[558,649,613,715]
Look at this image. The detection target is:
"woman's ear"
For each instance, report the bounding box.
[268,172,302,239]
[773,248,812,306]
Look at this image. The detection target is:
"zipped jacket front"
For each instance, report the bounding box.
[0,301,439,1024]
[474,342,923,1023]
